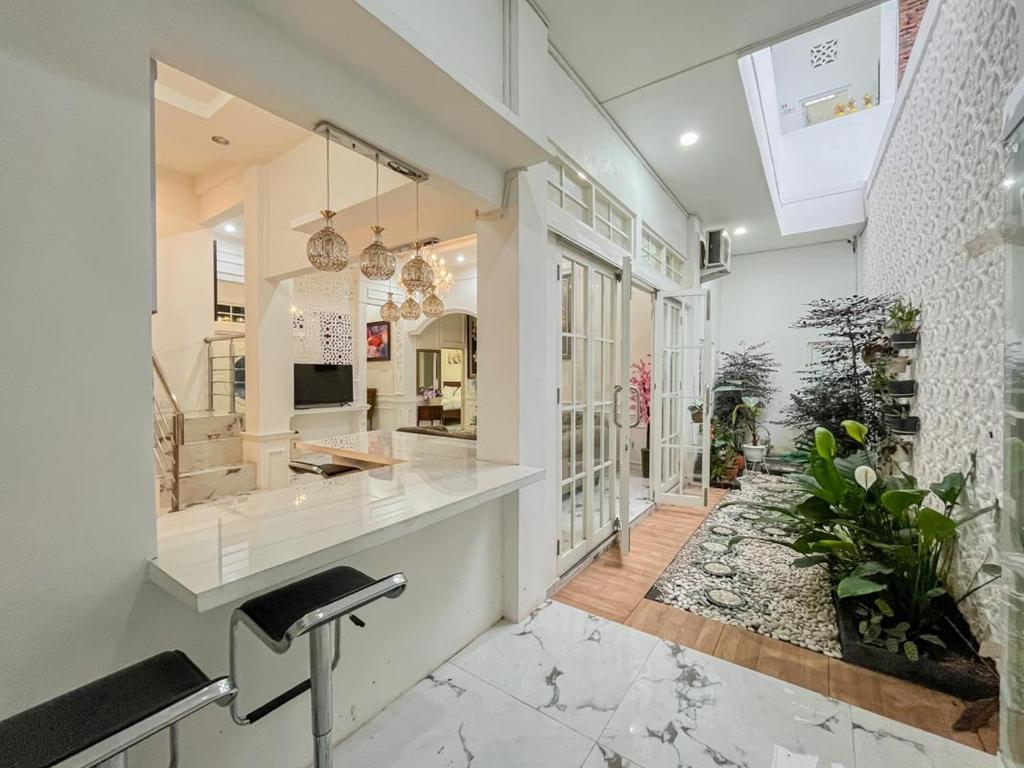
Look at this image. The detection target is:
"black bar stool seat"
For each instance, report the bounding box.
[238,566,387,645]
[0,651,233,768]
[230,566,407,768]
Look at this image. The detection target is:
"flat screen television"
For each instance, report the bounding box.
[294,363,354,409]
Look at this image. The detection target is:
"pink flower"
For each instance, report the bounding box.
[630,357,652,426]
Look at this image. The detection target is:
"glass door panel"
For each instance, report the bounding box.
[558,244,620,573]
[653,289,711,507]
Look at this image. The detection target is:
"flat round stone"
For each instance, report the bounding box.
[700,541,729,555]
[739,511,761,521]
[709,525,737,537]
[705,588,746,609]
[701,561,735,577]
[763,527,790,538]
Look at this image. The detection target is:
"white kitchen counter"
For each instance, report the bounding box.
[148,431,543,612]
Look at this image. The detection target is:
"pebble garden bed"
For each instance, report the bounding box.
[645,474,842,657]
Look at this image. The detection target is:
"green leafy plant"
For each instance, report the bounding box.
[713,342,779,424]
[726,421,1000,660]
[710,418,739,484]
[731,396,765,446]
[887,299,922,334]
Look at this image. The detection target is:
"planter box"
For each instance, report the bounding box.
[835,598,998,701]
[887,379,917,398]
[884,414,920,435]
[891,331,919,349]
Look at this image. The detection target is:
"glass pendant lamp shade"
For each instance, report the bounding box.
[360,226,396,280]
[307,132,349,271]
[400,249,435,294]
[422,290,444,319]
[380,291,401,322]
[307,210,349,271]
[400,295,422,321]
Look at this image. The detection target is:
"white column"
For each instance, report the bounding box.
[477,165,557,621]
[242,166,294,488]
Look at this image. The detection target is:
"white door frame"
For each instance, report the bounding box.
[555,240,623,573]
[651,288,712,508]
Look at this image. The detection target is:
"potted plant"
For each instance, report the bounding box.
[727,422,1000,699]
[689,403,704,423]
[884,410,920,435]
[887,378,917,398]
[630,358,652,478]
[887,299,921,349]
[731,396,768,464]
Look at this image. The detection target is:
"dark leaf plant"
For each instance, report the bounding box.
[725,421,1000,660]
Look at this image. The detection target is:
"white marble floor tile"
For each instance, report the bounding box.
[851,706,997,768]
[333,662,593,768]
[452,600,660,739]
[600,640,857,768]
[583,743,648,767]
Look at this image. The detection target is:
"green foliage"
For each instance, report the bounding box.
[727,423,1000,661]
[888,299,922,334]
[731,396,764,446]
[713,342,780,427]
[784,296,891,454]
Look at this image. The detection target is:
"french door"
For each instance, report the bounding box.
[651,289,712,507]
[556,241,631,573]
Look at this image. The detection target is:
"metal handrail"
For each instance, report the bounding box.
[153,353,184,512]
[205,333,245,414]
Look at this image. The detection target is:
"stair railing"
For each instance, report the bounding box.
[205,332,245,414]
[153,353,185,512]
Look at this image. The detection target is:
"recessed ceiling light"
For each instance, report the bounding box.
[211,135,230,146]
[679,132,699,147]
[1003,177,1016,188]
[733,226,747,236]
[456,254,465,263]
[223,223,237,233]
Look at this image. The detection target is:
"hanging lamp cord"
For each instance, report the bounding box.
[325,129,331,215]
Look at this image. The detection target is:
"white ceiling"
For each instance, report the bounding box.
[535,0,877,254]
[155,62,310,182]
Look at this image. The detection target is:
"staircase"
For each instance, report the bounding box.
[154,354,257,513]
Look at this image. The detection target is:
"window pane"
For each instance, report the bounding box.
[548,183,562,207]
[565,196,586,222]
[548,160,561,184]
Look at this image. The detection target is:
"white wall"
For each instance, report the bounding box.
[772,5,883,133]
[860,0,1019,642]
[714,241,858,451]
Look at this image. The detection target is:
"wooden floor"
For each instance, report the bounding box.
[554,494,999,754]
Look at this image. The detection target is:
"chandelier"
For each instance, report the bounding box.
[359,154,396,281]
[394,181,448,322]
[380,291,401,322]
[425,248,453,294]
[307,130,349,271]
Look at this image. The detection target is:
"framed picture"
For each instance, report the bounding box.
[367,320,391,361]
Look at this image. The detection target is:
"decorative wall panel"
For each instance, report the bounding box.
[291,271,356,365]
[861,0,1018,640]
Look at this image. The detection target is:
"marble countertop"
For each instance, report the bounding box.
[148,431,543,612]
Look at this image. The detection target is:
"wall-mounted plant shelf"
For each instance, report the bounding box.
[885,414,921,435]
[891,331,919,349]
[888,379,917,398]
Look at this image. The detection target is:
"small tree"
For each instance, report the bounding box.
[712,342,780,424]
[784,295,891,453]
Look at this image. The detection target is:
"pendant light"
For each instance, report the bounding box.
[359,154,396,281]
[422,289,444,319]
[307,131,349,271]
[399,295,421,320]
[399,183,435,295]
[380,291,401,322]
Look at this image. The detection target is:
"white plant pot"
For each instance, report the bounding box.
[742,444,767,464]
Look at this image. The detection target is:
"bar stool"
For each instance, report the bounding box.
[229,566,406,768]
[0,650,233,768]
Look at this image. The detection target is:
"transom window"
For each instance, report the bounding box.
[547,160,592,225]
[641,226,688,286]
[594,191,632,252]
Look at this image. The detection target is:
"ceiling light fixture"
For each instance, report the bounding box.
[223,223,237,233]
[359,153,397,281]
[380,292,401,323]
[399,183,435,297]
[1003,177,1016,189]
[306,130,349,272]
[211,135,230,145]
[679,132,699,147]
[733,226,747,236]
[456,254,465,263]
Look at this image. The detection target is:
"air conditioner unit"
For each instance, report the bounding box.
[700,228,732,283]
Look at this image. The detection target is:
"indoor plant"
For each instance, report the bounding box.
[887,299,922,349]
[630,358,652,478]
[731,396,769,464]
[785,295,891,453]
[712,342,779,424]
[689,403,704,423]
[727,421,999,698]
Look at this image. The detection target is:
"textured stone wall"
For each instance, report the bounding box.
[861,0,1018,641]
[899,0,930,83]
